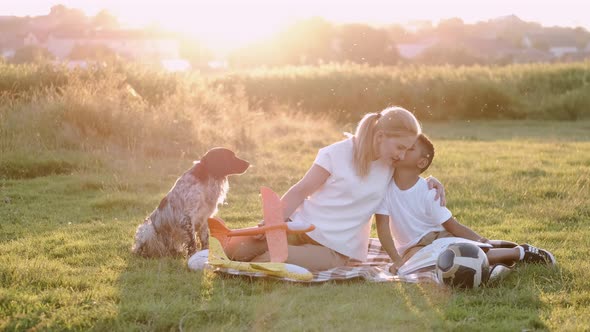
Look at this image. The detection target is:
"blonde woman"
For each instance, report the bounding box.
[225,106,445,271]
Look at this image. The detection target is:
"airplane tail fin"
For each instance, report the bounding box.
[208,217,232,248]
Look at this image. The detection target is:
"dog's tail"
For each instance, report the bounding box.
[208,217,232,249]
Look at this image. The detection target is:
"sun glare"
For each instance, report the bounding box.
[82,0,588,54]
[6,0,590,54]
[103,1,296,54]
[172,12,289,54]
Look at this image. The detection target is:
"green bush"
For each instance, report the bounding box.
[210,62,590,121]
[538,86,590,120]
[1,62,589,143]
[0,155,77,179]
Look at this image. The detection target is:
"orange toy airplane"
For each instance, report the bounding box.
[208,186,315,263]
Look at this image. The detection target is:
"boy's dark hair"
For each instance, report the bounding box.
[416,134,435,173]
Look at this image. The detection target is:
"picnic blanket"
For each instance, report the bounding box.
[200,238,440,283]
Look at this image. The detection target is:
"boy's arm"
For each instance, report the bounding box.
[442,217,489,243]
[375,214,404,274]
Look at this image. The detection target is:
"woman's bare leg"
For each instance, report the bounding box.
[224,235,268,261]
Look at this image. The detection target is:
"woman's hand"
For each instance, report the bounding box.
[253,220,266,240]
[478,237,490,244]
[389,258,404,275]
[425,176,446,206]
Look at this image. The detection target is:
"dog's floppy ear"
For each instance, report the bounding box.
[190,161,208,181]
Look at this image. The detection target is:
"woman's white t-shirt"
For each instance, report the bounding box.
[375,176,452,256]
[290,138,393,261]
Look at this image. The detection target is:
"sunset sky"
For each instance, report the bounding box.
[3,0,589,52]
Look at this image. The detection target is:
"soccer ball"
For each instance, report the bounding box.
[436,243,490,288]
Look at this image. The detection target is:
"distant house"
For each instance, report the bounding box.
[396,39,437,59]
[523,33,582,58]
[0,16,19,56]
[549,46,579,58]
[461,37,521,60]
[0,33,23,60]
[161,58,191,72]
[23,32,38,46]
[21,29,179,61]
[24,31,50,46]
[396,37,523,62]
[1,49,15,59]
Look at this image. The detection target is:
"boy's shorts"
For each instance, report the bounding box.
[401,230,454,263]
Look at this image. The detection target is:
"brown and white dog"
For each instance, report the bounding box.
[132,147,250,257]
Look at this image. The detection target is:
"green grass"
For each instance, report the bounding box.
[1,120,589,331]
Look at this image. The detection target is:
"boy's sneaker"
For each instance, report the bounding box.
[521,244,556,266]
[488,263,516,285]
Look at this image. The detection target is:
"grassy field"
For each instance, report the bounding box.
[1,118,589,331]
[2,62,590,123]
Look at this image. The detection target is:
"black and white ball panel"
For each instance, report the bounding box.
[436,243,490,288]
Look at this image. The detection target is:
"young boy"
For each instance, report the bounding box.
[375,134,556,274]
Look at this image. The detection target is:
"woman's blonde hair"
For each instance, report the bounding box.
[353,106,421,177]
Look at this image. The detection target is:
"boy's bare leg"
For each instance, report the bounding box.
[485,248,520,265]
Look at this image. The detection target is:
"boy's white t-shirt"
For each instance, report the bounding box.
[375,176,452,256]
[290,138,393,261]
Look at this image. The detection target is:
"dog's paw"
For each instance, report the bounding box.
[188,249,210,271]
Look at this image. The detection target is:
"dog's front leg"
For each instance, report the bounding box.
[197,220,209,250]
[181,215,197,256]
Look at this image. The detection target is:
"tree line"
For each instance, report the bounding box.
[2,5,590,68]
